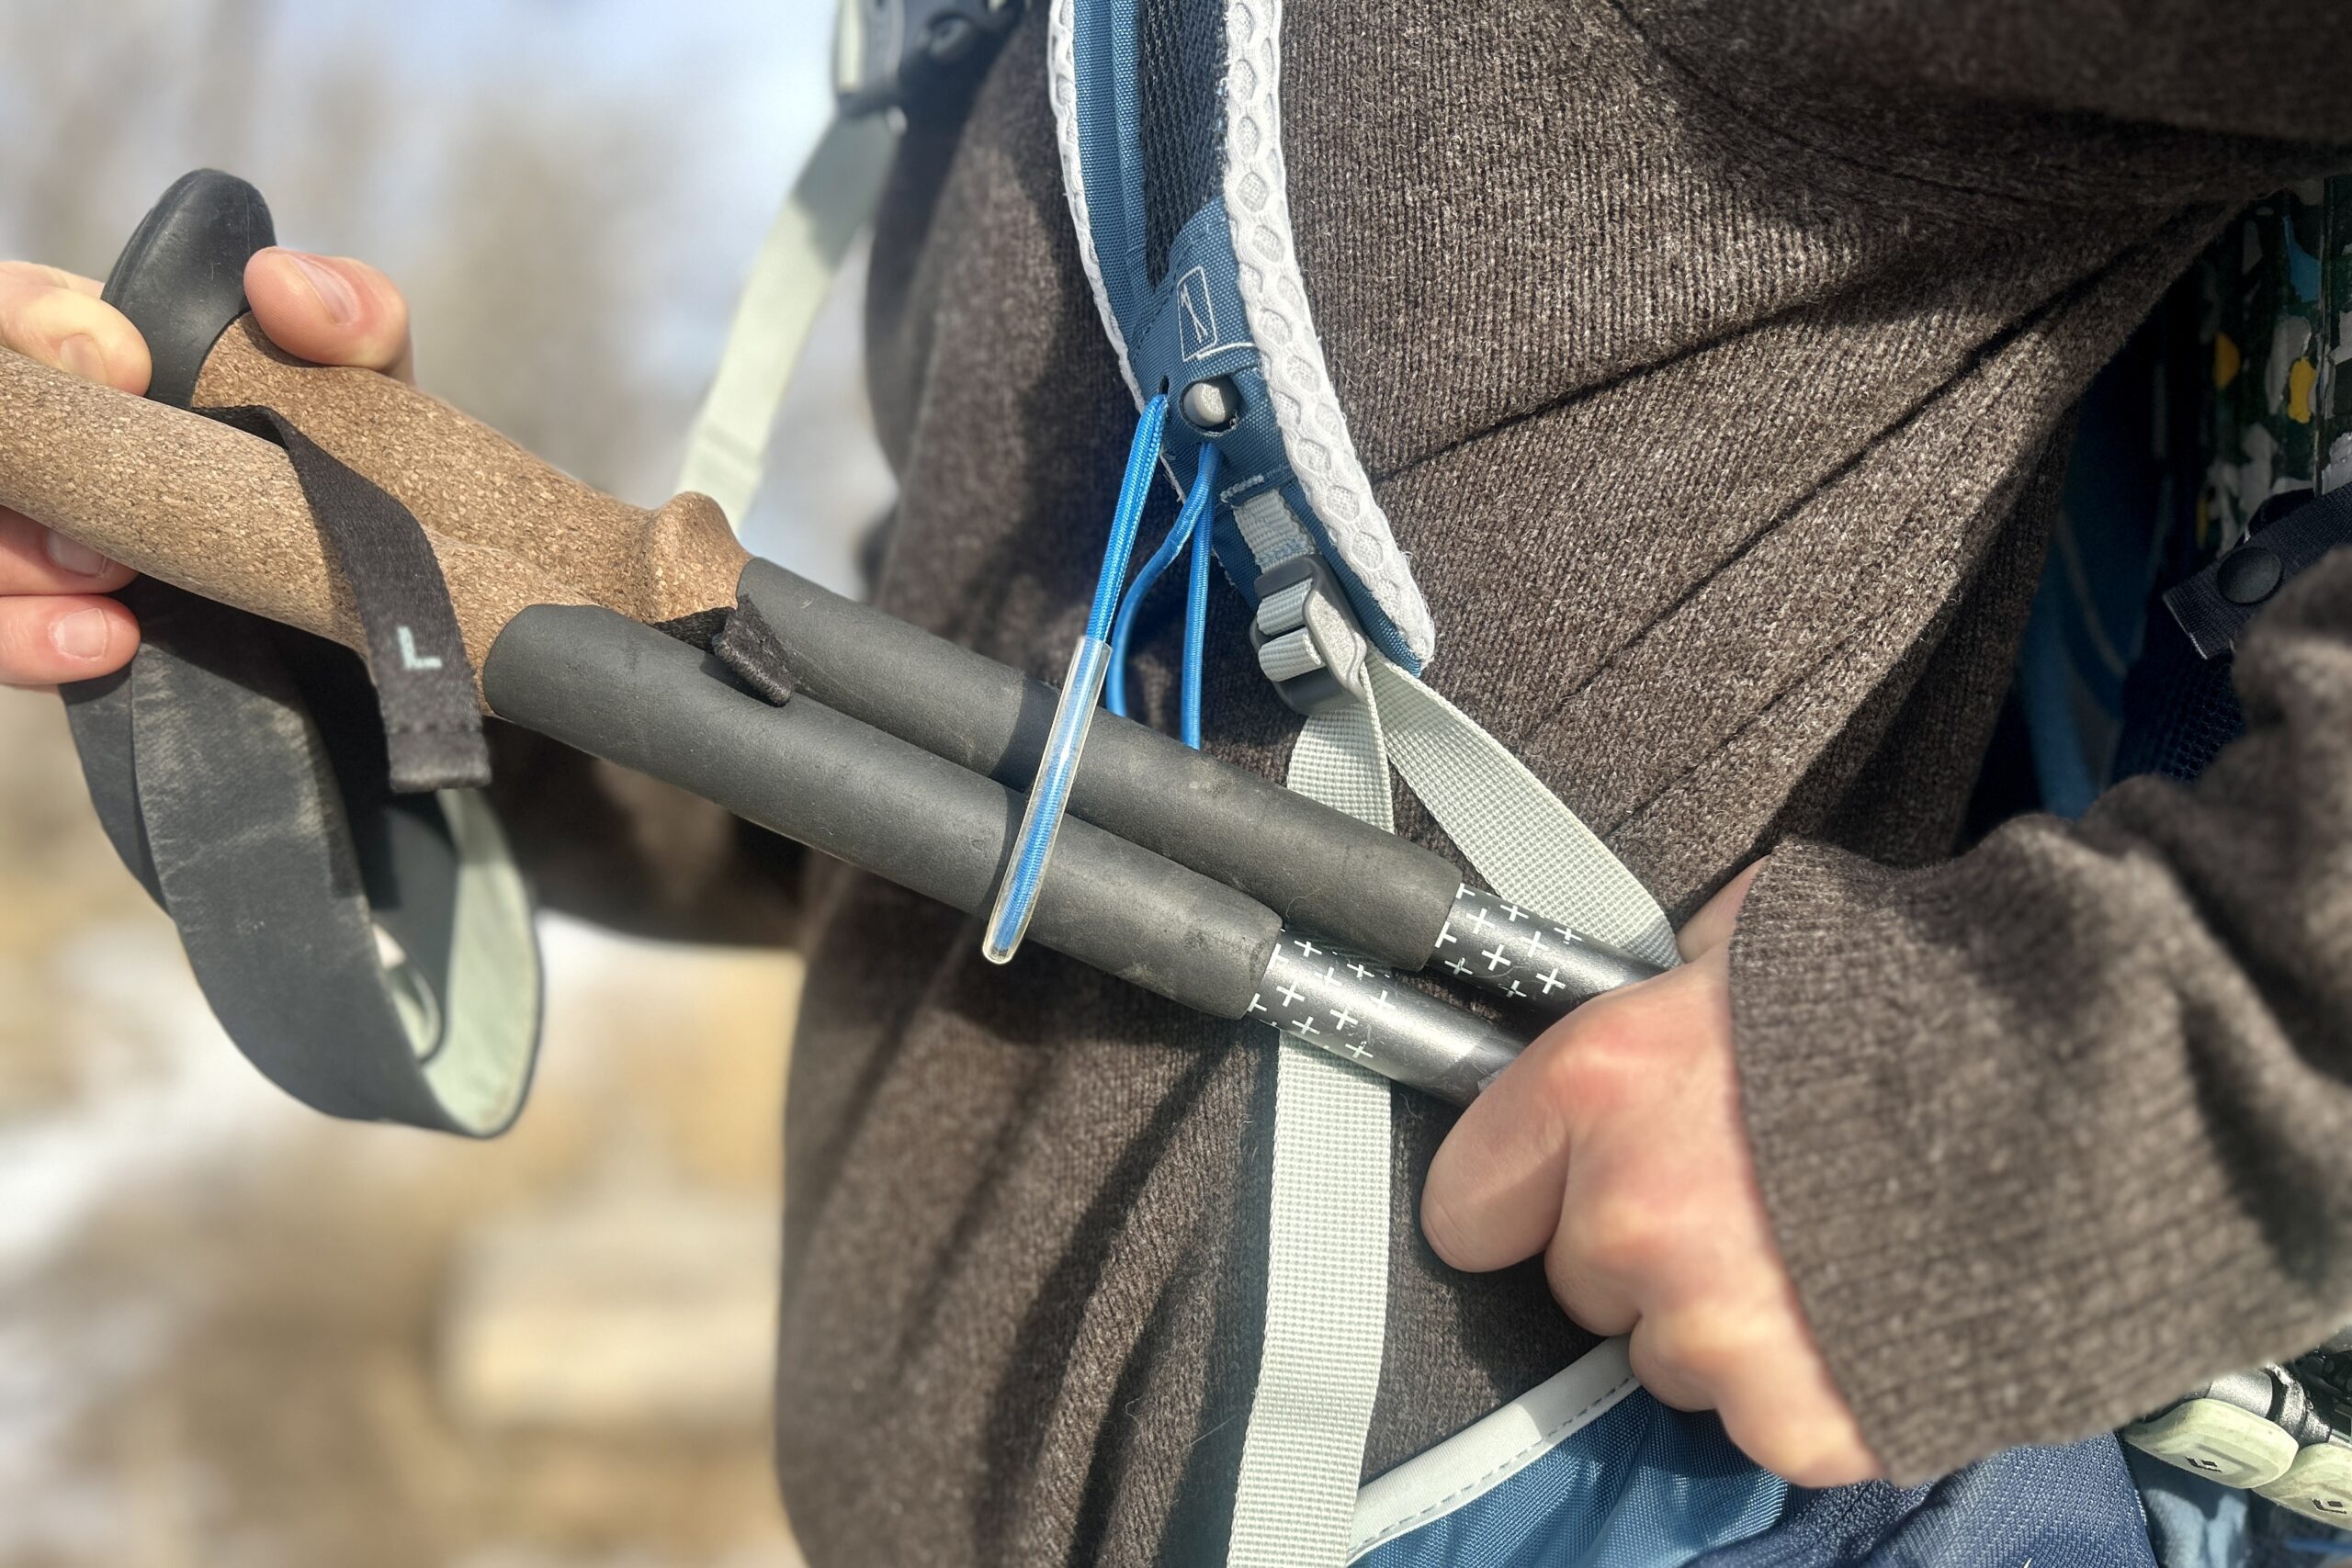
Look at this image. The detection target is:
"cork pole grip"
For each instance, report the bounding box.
[193,317,750,627]
[0,344,591,688]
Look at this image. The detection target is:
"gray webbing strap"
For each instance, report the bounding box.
[1232,486,1318,570]
[1228,696,1396,1568]
[199,403,490,793]
[1367,660,1679,969]
[675,113,895,529]
[1227,654,1679,1567]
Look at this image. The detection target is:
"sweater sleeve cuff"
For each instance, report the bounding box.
[1725,836,2290,1483]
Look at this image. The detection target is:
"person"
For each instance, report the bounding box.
[5,2,2351,1562]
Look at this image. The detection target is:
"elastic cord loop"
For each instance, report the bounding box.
[1087,396,1169,640]
[981,396,1170,964]
[1180,447,1218,747]
[1107,440,1220,728]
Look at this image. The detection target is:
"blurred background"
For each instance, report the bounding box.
[0,3,888,1563]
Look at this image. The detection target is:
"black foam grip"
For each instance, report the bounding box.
[481,604,1283,1018]
[734,560,1463,968]
[100,168,274,410]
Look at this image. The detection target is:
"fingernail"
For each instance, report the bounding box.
[287,252,359,325]
[51,607,112,661]
[58,333,108,383]
[43,531,110,577]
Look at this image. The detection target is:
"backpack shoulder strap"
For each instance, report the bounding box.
[1049,0,1435,671]
[1050,6,1676,1564]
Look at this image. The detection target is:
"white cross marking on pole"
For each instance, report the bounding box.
[1535,967,1565,996]
[1347,961,1376,980]
[1500,903,1525,923]
[1445,958,1473,977]
[1526,926,1546,952]
[1293,936,1322,957]
[1553,925,1576,945]
[1277,983,1306,1008]
[1434,922,1458,949]
[1248,992,1268,1014]
[1291,1016,1321,1038]
[1480,946,1510,972]
[1330,1005,1359,1031]
[1339,1038,1372,1061]
[1372,989,1398,1018]
[1503,978,1526,998]
[1464,906,1491,935]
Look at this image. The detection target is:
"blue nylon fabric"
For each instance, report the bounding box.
[1355,1394,1788,1568]
[1362,1417,2163,1568]
[2016,336,2167,818]
[2125,1447,2352,1568]
[1687,1437,2156,1568]
[2129,1444,2255,1567]
[1134,202,1293,604]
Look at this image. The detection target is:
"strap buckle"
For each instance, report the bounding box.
[2163,483,2352,660]
[1250,556,1371,716]
[833,0,1023,116]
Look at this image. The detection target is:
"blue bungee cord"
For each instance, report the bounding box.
[981,394,1170,964]
[1105,440,1221,746]
[1179,444,1215,748]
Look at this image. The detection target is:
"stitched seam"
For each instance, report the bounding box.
[1349,1374,1638,1558]
[1600,0,2090,209]
[1583,357,2053,839]
[1603,599,1888,840]
[1501,301,2052,763]
[1367,304,1842,489]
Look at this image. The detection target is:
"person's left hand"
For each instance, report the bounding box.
[1420,863,1883,1487]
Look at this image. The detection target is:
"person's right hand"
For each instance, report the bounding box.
[0,249,414,689]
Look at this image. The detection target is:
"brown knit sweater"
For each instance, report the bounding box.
[494,2,2352,1561]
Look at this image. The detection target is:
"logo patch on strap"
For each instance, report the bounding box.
[1176,265,1247,360]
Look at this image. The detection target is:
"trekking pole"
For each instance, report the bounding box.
[0,171,1668,1105]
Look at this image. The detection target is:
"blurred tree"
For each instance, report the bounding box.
[0,0,694,502]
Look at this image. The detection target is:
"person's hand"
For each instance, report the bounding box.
[0,249,413,689]
[1421,863,1882,1487]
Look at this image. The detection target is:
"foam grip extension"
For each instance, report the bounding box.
[481,603,1285,1018]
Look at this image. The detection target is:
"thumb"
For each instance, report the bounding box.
[1677,859,1766,962]
[243,249,414,383]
